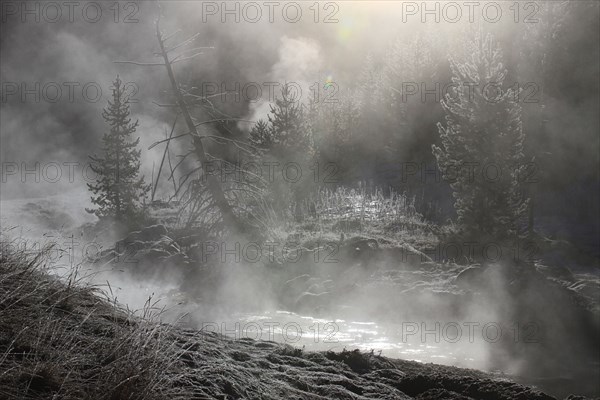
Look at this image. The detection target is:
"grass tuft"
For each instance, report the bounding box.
[0,244,190,400]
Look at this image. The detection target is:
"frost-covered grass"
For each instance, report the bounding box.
[0,244,188,399]
[0,241,564,400]
[289,186,438,250]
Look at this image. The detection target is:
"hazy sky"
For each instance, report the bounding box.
[0,1,597,200]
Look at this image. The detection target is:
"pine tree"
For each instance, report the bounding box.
[249,119,274,150]
[249,84,310,154]
[86,76,150,225]
[248,84,313,221]
[432,33,528,240]
[269,83,311,155]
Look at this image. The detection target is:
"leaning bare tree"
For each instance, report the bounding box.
[117,8,272,236]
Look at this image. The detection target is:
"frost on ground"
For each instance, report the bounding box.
[1,192,599,399]
[0,248,573,400]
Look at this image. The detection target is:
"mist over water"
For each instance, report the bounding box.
[0,190,526,371]
[1,1,599,399]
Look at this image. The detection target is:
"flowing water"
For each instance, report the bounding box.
[2,193,598,398]
[197,310,495,371]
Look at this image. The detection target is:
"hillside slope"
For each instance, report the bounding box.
[0,247,585,400]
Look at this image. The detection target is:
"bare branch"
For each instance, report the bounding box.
[171,52,205,64]
[170,118,255,140]
[114,60,165,67]
[167,150,195,182]
[151,114,179,202]
[166,139,178,195]
[152,101,179,108]
[179,46,215,54]
[164,33,201,53]
[177,166,203,193]
[162,29,182,43]
[148,133,191,150]
[183,92,230,102]
[202,135,258,154]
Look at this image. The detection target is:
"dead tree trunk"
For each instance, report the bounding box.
[151,114,178,202]
[155,20,246,234]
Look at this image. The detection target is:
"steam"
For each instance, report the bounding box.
[1,3,598,395]
[244,36,322,125]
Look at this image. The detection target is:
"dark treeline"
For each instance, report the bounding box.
[1,1,597,250]
[187,2,599,251]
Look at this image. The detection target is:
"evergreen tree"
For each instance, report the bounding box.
[87,76,150,225]
[249,119,274,150]
[249,84,310,154]
[432,33,528,240]
[248,84,313,221]
[269,83,311,155]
